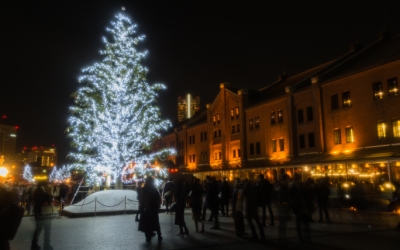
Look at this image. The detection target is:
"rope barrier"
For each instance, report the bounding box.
[69,200,95,206]
[67,197,137,207]
[96,199,125,207]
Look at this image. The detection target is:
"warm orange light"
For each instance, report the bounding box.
[331,151,339,155]
[0,167,8,177]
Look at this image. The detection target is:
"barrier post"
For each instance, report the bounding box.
[59,198,63,217]
[125,196,127,214]
[95,197,97,217]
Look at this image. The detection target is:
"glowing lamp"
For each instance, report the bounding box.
[0,167,8,177]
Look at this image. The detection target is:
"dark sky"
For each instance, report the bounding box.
[1,0,399,165]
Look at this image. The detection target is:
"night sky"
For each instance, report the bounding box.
[1,0,400,165]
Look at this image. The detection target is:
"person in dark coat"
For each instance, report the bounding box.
[162,178,175,214]
[138,177,162,242]
[174,177,190,236]
[32,181,52,250]
[232,178,246,237]
[200,176,210,221]
[289,174,313,243]
[135,178,144,222]
[190,178,204,233]
[315,178,331,223]
[257,174,275,226]
[0,187,13,250]
[219,178,231,216]
[243,180,266,240]
[276,174,290,240]
[206,177,220,229]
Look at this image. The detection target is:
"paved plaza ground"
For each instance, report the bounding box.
[10,206,400,250]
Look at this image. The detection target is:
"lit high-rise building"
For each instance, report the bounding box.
[178,94,200,122]
[0,124,17,159]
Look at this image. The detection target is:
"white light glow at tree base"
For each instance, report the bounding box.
[67,12,172,184]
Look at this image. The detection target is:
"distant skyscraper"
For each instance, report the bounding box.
[0,124,17,159]
[178,94,200,122]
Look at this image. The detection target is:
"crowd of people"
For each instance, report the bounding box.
[135,173,339,244]
[0,181,71,250]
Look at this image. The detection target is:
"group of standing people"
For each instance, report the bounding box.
[135,173,334,244]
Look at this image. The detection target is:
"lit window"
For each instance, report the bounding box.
[271,112,276,124]
[255,116,260,129]
[272,140,276,152]
[393,119,400,138]
[279,138,284,151]
[388,77,398,96]
[377,121,386,139]
[249,118,253,129]
[306,106,313,121]
[373,82,383,99]
[342,91,351,107]
[231,125,236,134]
[299,134,305,149]
[334,129,341,144]
[231,109,234,119]
[235,107,239,118]
[217,114,220,124]
[278,110,283,123]
[213,116,216,125]
[297,109,304,123]
[331,94,339,110]
[345,127,354,143]
[308,133,315,147]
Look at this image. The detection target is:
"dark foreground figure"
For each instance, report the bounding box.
[138,177,163,242]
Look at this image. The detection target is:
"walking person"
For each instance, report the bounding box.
[174,177,190,236]
[31,181,53,250]
[200,176,210,221]
[0,187,13,250]
[257,174,275,226]
[243,179,266,240]
[206,177,220,229]
[190,178,205,233]
[162,178,175,214]
[135,178,144,222]
[219,177,231,216]
[289,174,314,243]
[232,178,246,237]
[276,174,291,240]
[315,178,331,223]
[138,177,162,242]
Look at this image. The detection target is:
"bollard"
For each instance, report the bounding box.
[95,197,97,217]
[125,196,126,214]
[59,198,63,217]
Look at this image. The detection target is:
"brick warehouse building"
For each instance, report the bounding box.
[154,31,400,196]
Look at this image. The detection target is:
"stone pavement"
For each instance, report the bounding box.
[10,208,400,250]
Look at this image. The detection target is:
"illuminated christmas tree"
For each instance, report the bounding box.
[23,165,34,183]
[67,12,171,184]
[49,165,72,183]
